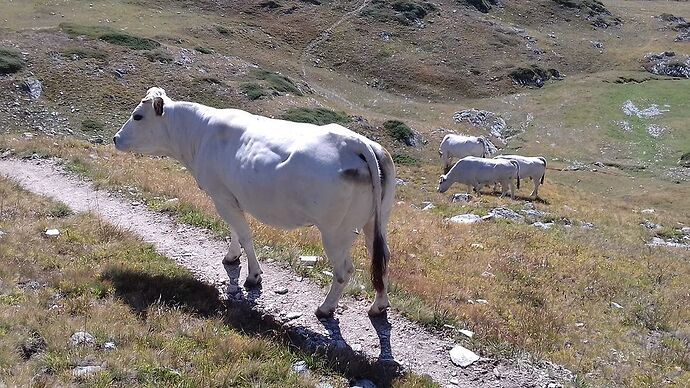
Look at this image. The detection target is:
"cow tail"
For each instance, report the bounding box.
[511,160,521,189]
[359,141,389,293]
[538,157,547,184]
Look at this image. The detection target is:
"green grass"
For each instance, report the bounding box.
[142,50,173,64]
[59,47,108,61]
[59,23,160,50]
[81,119,106,134]
[280,107,350,125]
[241,82,270,100]
[0,48,24,75]
[392,153,421,166]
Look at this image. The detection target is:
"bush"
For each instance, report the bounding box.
[81,119,105,134]
[392,153,421,166]
[0,48,24,75]
[143,50,173,63]
[383,120,414,145]
[60,47,108,60]
[251,69,302,96]
[59,23,160,50]
[280,107,349,125]
[241,83,269,100]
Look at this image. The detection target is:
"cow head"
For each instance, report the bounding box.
[437,174,451,193]
[113,87,170,155]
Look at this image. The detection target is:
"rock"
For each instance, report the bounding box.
[351,379,377,388]
[44,229,60,237]
[470,243,484,249]
[103,341,116,351]
[453,109,511,145]
[70,331,95,347]
[458,329,474,338]
[20,333,47,359]
[509,66,563,88]
[642,52,690,78]
[72,365,104,378]
[0,149,13,158]
[590,40,604,49]
[274,287,288,295]
[610,302,624,309]
[481,271,495,278]
[641,209,655,214]
[395,178,408,186]
[488,207,523,222]
[422,202,435,211]
[575,322,585,328]
[299,255,319,266]
[475,299,489,305]
[622,100,668,119]
[581,222,595,229]
[292,360,309,375]
[23,78,43,99]
[641,220,661,230]
[0,230,5,238]
[451,193,473,203]
[164,198,180,205]
[449,345,480,367]
[317,383,335,388]
[647,237,690,249]
[532,222,554,229]
[448,214,482,224]
[522,209,548,219]
[286,311,302,320]
[681,227,690,235]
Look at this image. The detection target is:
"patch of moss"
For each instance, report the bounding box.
[280,107,349,125]
[143,50,173,63]
[60,47,108,60]
[59,23,160,50]
[241,83,270,100]
[81,119,106,134]
[0,48,24,75]
[251,69,302,96]
[194,46,213,54]
[392,153,421,166]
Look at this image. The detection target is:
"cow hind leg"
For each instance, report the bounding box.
[364,218,390,316]
[315,230,357,318]
[531,180,539,199]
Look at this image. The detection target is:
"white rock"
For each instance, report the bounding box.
[575,322,584,328]
[458,329,474,338]
[45,229,60,237]
[475,299,489,305]
[352,379,377,388]
[103,342,116,351]
[286,312,302,320]
[72,365,103,377]
[532,222,554,229]
[0,230,5,238]
[422,203,435,211]
[449,214,482,224]
[681,227,690,235]
[292,360,309,375]
[449,345,480,367]
[70,331,95,346]
[273,287,288,295]
[641,208,655,214]
[610,302,623,309]
[299,256,319,266]
[451,193,472,203]
[489,207,523,222]
[321,270,333,277]
[470,243,484,249]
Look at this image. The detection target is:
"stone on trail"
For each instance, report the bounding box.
[299,255,319,266]
[449,345,480,367]
[449,214,482,224]
[273,287,288,295]
[351,379,377,388]
[286,311,302,320]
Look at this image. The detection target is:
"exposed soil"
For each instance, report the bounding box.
[0,157,573,387]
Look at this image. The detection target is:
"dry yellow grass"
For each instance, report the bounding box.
[2,134,689,386]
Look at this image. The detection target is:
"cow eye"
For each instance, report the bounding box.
[133,114,143,121]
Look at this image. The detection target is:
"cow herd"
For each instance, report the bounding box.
[113,88,546,318]
[436,134,547,200]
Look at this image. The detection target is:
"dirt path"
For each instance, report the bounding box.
[0,157,572,387]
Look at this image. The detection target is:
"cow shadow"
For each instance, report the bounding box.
[104,265,405,387]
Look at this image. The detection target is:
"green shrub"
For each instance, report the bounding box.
[280,107,349,125]
[143,50,173,63]
[194,46,213,54]
[241,83,269,100]
[383,120,414,144]
[251,69,302,96]
[60,47,108,60]
[0,48,24,75]
[59,22,160,50]
[81,119,105,134]
[392,153,421,166]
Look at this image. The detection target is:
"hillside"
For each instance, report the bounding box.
[1,0,689,386]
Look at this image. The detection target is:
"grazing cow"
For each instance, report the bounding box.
[494,155,546,199]
[113,87,396,317]
[438,156,520,198]
[439,134,491,173]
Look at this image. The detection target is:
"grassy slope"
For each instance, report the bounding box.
[1,0,689,386]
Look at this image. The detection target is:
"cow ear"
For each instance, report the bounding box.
[153,96,164,116]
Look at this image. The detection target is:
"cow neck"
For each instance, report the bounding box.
[164,101,205,171]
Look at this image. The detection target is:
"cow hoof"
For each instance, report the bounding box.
[315,307,335,319]
[243,274,262,288]
[223,254,241,266]
[367,303,390,317]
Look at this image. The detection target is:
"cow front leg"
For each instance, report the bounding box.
[315,231,357,318]
[213,199,263,287]
[222,228,242,265]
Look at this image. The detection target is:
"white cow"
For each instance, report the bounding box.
[438,156,520,198]
[439,134,490,173]
[494,155,546,199]
[113,87,396,318]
